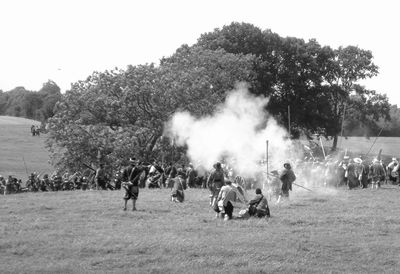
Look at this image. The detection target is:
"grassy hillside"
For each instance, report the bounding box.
[1,187,400,273]
[0,116,53,180]
[323,136,400,158]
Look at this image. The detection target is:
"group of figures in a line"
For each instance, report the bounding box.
[296,155,400,190]
[30,125,41,136]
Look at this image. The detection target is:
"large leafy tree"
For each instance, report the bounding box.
[196,23,389,145]
[342,85,390,137]
[46,46,257,171]
[321,46,386,150]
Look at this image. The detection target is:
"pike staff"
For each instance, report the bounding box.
[365,127,385,158]
[265,172,314,192]
[22,156,29,177]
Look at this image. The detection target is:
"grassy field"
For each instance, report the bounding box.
[321,136,400,159]
[0,116,53,179]
[1,187,400,273]
[2,116,400,273]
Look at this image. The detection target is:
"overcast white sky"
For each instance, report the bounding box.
[1,0,399,104]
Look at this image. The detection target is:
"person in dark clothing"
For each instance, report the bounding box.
[277,162,296,204]
[171,173,186,202]
[248,188,270,218]
[122,158,145,211]
[95,163,107,190]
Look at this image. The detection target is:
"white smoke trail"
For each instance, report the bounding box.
[165,83,301,177]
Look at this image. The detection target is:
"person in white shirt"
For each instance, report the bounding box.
[216,180,236,221]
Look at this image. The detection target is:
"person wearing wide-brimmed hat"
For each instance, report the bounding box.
[277,162,296,204]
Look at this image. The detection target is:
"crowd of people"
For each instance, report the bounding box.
[2,152,398,220]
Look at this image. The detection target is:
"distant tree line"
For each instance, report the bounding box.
[0,80,62,122]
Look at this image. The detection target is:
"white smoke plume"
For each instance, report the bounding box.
[165,83,301,177]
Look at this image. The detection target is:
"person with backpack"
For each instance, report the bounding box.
[248,188,270,218]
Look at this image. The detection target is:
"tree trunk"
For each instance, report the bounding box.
[331,135,338,152]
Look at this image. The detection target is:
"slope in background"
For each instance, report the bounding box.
[0,116,53,180]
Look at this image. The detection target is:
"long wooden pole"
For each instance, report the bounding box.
[365,127,384,158]
[265,140,269,191]
[339,103,346,148]
[319,136,326,159]
[288,105,291,138]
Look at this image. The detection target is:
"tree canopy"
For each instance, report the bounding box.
[41,22,396,171]
[46,46,257,171]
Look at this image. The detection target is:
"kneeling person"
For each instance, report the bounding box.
[248,188,270,218]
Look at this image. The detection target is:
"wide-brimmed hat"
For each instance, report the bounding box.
[353,158,362,164]
[343,156,350,160]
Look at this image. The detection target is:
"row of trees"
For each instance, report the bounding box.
[40,22,395,171]
[0,80,62,121]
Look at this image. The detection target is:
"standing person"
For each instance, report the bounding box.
[387,157,399,184]
[0,175,5,194]
[347,159,360,189]
[171,173,186,202]
[122,158,144,211]
[268,170,281,202]
[186,163,197,188]
[5,175,13,195]
[207,162,225,207]
[359,158,370,189]
[215,180,236,221]
[369,158,385,189]
[95,163,107,190]
[248,188,270,218]
[337,156,350,187]
[277,162,296,204]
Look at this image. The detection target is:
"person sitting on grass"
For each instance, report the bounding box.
[248,188,270,218]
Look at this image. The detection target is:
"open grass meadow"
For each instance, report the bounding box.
[1,187,400,273]
[0,116,53,179]
[2,115,400,273]
[321,136,400,159]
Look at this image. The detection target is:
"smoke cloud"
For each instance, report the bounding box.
[165,83,301,177]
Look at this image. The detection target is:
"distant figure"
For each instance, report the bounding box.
[186,163,197,188]
[95,163,107,190]
[35,126,40,136]
[369,159,385,189]
[31,125,35,136]
[171,173,186,202]
[277,162,296,204]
